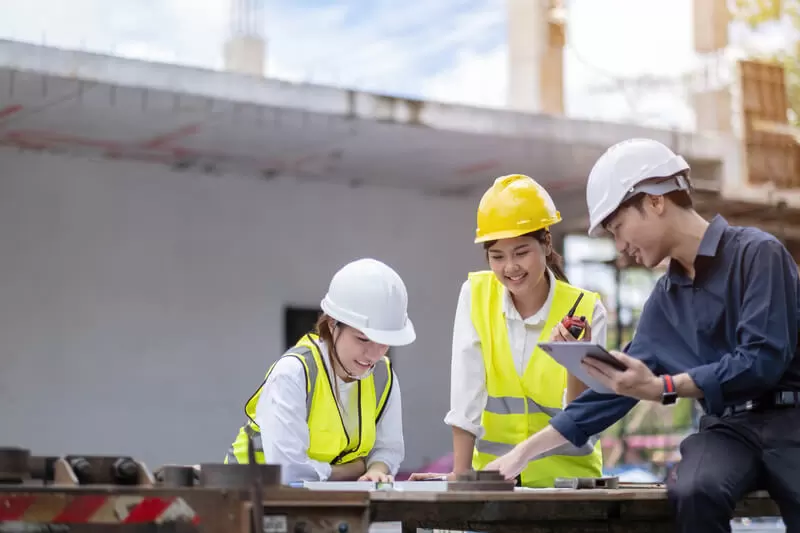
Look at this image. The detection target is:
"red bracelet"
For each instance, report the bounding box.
[663,374,675,393]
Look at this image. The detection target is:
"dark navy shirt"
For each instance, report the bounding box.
[551,215,800,447]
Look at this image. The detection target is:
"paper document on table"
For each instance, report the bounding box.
[298,480,449,492]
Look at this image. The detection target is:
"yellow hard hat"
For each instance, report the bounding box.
[474,174,561,243]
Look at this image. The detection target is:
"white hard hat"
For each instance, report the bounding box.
[320,258,416,346]
[586,138,691,237]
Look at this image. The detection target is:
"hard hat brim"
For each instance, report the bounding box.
[587,220,607,238]
[360,319,416,347]
[474,224,557,244]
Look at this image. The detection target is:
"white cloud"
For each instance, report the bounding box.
[263,0,506,96]
[421,46,507,108]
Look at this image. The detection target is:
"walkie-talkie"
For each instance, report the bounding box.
[561,293,587,339]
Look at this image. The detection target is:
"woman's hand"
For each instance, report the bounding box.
[358,470,394,483]
[550,321,592,342]
[357,461,393,483]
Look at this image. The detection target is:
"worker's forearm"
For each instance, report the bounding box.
[451,426,476,474]
[565,374,588,404]
[365,461,390,475]
[329,459,366,481]
[673,373,704,399]
[518,425,570,463]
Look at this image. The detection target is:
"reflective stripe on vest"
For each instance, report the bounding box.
[475,395,599,457]
[226,333,392,466]
[468,270,604,487]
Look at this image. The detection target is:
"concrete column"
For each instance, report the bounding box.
[507,0,565,115]
[224,0,266,77]
[224,37,266,77]
[692,0,731,132]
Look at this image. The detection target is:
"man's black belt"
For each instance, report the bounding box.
[721,391,800,417]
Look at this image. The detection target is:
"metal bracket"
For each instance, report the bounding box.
[553,476,620,490]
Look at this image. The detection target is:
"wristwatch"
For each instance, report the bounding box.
[661,375,678,405]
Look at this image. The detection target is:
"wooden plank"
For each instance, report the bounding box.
[369,488,773,503]
[737,59,799,188]
[369,490,780,531]
[371,488,666,502]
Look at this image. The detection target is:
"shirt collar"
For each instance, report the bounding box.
[697,214,728,257]
[503,268,556,324]
[666,214,728,289]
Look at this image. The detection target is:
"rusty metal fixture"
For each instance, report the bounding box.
[156,465,197,487]
[28,455,56,483]
[455,470,506,482]
[248,434,264,533]
[66,456,93,484]
[554,476,620,490]
[54,456,153,486]
[197,463,281,489]
[447,469,514,492]
[0,447,31,483]
[111,457,140,485]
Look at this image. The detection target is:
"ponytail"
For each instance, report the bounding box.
[314,313,342,405]
[545,248,569,283]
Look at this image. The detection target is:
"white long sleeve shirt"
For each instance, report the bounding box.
[444,269,608,440]
[254,340,404,484]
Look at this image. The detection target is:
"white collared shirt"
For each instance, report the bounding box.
[254,339,404,484]
[444,269,608,439]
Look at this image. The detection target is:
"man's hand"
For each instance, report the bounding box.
[407,471,456,481]
[550,322,592,342]
[484,444,529,481]
[581,351,662,402]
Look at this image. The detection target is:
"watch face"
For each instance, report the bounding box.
[662,393,678,405]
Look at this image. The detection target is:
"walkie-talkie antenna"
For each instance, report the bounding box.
[567,293,584,317]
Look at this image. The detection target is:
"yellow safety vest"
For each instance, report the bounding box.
[225,333,393,466]
[469,270,604,487]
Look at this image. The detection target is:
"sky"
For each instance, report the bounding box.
[0,0,793,131]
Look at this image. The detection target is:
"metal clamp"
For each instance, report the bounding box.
[553,476,620,490]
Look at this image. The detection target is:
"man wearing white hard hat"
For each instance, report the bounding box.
[485,138,800,531]
[224,258,416,485]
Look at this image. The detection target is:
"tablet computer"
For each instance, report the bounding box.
[537,342,627,395]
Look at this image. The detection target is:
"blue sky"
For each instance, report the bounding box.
[0,0,792,130]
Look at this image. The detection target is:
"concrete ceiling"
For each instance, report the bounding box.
[0,67,599,196]
[0,40,730,220]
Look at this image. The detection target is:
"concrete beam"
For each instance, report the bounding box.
[507,0,564,114]
[0,39,733,165]
[692,0,732,133]
[224,36,266,77]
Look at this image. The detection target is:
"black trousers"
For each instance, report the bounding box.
[667,407,800,533]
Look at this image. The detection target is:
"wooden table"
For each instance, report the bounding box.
[369,488,780,533]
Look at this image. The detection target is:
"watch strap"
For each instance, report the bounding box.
[661,375,677,404]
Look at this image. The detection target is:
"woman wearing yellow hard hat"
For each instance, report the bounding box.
[411,174,608,487]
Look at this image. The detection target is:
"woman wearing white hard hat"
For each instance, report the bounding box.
[224,258,415,484]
